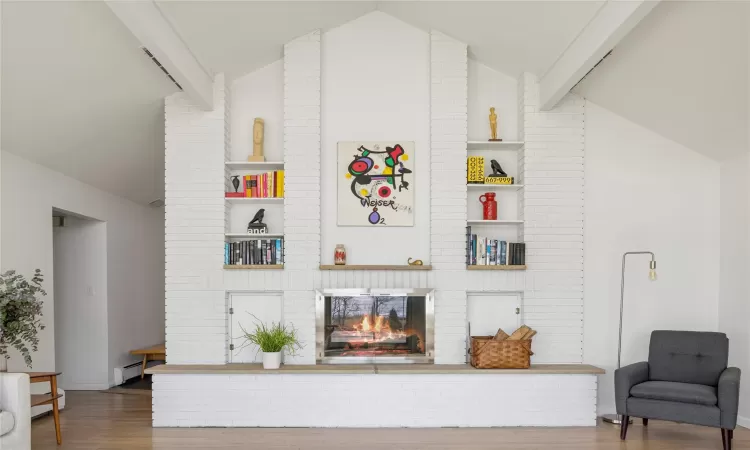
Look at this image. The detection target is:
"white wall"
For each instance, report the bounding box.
[467,59,517,142]
[719,152,750,424]
[320,12,430,265]
[583,101,721,414]
[231,60,284,163]
[2,151,165,385]
[53,217,108,390]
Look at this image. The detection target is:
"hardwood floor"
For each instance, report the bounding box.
[32,391,749,449]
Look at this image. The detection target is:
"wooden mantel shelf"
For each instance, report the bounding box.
[319,265,432,271]
[147,363,604,375]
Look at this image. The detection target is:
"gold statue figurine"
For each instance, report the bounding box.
[408,258,424,266]
[248,118,265,162]
[489,107,501,141]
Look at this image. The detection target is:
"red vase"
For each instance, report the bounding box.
[479,193,497,220]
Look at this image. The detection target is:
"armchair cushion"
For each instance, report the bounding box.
[648,331,728,386]
[630,381,717,406]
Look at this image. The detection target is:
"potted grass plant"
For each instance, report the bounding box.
[0,269,46,371]
[239,316,302,369]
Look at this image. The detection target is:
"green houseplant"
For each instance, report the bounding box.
[0,269,46,371]
[239,316,302,369]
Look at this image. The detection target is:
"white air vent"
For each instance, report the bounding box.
[142,47,183,91]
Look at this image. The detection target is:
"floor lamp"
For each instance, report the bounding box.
[601,251,657,425]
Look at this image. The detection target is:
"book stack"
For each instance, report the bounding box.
[465,226,525,266]
[225,238,283,266]
[225,171,285,198]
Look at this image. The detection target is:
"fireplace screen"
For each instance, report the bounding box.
[316,289,434,364]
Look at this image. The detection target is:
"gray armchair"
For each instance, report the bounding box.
[616,330,741,450]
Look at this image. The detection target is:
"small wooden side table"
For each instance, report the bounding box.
[130,344,166,379]
[27,372,63,445]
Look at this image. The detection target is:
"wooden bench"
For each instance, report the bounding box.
[130,344,166,379]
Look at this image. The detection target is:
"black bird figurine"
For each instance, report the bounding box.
[231,175,241,193]
[249,208,265,224]
[488,159,508,177]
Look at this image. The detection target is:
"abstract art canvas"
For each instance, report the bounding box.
[337,141,415,226]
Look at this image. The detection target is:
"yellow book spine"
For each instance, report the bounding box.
[244,175,252,197]
[277,170,284,198]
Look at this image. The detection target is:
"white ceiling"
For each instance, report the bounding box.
[378,1,604,78]
[574,1,748,161]
[157,1,604,80]
[2,1,177,205]
[156,1,379,80]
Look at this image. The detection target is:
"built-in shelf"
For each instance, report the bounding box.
[467,184,524,190]
[225,233,284,239]
[224,265,284,270]
[225,161,284,170]
[467,220,524,225]
[319,264,432,271]
[467,141,524,151]
[467,265,527,271]
[225,197,284,204]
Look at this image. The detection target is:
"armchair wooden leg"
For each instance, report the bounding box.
[642,418,648,426]
[722,428,732,450]
[620,415,630,440]
[728,429,733,450]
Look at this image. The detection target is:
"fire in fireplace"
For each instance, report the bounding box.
[315,289,434,364]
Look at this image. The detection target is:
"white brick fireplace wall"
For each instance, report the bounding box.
[157,18,590,427]
[164,74,229,364]
[430,31,470,364]
[519,74,586,363]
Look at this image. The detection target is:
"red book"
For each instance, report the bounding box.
[225,192,244,198]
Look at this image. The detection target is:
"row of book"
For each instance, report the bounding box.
[225,239,283,266]
[226,171,285,198]
[466,227,525,266]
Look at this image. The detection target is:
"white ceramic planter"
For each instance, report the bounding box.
[262,352,282,369]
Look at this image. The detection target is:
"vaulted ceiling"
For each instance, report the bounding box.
[2,1,744,205]
[157,1,603,80]
[574,1,748,161]
[2,1,177,205]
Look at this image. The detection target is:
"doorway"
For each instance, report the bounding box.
[52,210,108,390]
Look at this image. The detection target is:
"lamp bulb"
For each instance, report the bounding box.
[649,269,657,281]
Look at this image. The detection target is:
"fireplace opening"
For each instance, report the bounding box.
[316,289,434,364]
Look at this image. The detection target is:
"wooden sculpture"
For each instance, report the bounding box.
[489,107,501,141]
[248,118,265,162]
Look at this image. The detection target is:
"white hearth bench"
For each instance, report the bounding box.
[148,364,604,427]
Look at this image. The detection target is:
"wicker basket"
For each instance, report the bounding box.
[470,336,533,369]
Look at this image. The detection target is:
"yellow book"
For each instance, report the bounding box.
[244,175,252,198]
[277,170,284,198]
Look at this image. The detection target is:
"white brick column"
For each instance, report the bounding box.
[164,74,228,364]
[283,30,321,364]
[430,31,468,364]
[519,73,585,363]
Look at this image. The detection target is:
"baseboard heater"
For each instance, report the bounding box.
[113,361,144,386]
